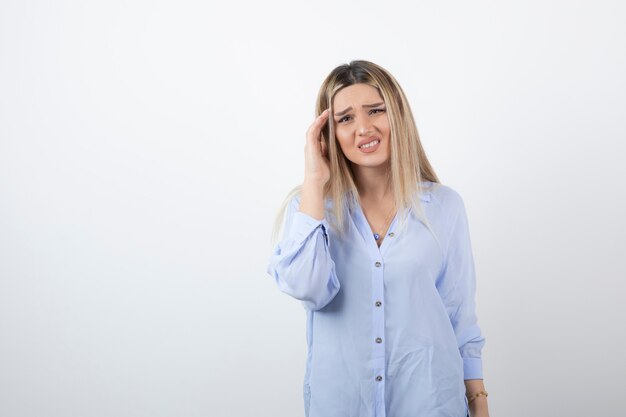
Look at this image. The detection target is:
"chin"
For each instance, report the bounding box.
[349,154,390,168]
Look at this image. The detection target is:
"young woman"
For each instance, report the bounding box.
[266,60,490,417]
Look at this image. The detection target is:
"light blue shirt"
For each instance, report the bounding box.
[266,181,485,417]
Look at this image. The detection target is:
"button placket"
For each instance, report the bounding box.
[371,257,385,394]
[355,196,389,408]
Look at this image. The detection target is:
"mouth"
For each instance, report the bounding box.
[357,138,381,153]
[357,137,381,149]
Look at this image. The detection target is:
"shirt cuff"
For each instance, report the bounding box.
[287,210,328,246]
[463,357,483,380]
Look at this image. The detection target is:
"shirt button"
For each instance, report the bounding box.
[375,261,381,267]
[376,375,383,381]
[375,337,382,343]
[375,301,382,307]
[388,232,394,237]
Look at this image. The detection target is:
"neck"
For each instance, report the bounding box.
[352,162,392,202]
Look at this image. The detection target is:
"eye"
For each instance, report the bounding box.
[370,108,386,115]
[337,115,352,123]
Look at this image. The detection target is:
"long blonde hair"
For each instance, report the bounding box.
[270,60,441,247]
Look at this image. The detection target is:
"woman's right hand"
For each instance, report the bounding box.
[304,109,331,186]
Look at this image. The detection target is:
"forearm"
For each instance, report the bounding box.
[464,379,490,417]
[299,180,325,220]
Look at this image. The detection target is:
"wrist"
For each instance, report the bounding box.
[303,177,326,189]
[468,394,489,417]
[300,180,326,221]
[467,390,488,404]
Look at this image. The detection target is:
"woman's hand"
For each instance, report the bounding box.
[304,109,331,186]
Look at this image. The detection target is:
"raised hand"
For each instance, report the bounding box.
[304,109,331,186]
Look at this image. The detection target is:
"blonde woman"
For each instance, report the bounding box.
[266,60,490,417]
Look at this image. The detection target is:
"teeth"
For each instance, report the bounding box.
[360,139,380,149]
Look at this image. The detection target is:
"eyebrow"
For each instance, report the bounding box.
[334,102,385,117]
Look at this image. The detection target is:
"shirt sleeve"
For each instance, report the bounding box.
[436,192,486,380]
[266,194,340,311]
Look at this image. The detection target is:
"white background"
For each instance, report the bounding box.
[1,1,625,416]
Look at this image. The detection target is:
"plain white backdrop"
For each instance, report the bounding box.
[1,1,625,416]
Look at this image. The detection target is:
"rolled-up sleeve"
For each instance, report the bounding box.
[266,195,340,311]
[436,192,486,380]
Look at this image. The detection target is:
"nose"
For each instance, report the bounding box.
[357,120,373,136]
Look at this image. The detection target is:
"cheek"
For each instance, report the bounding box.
[381,120,391,136]
[337,140,351,154]
[382,125,391,143]
[334,130,352,151]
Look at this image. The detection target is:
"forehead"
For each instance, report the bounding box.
[333,83,383,107]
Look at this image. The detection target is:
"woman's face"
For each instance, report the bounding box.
[332,83,391,169]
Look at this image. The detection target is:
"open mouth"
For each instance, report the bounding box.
[359,139,380,149]
[358,138,381,153]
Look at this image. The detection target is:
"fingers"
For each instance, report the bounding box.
[306,109,330,142]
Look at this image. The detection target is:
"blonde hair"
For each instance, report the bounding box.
[270,60,441,247]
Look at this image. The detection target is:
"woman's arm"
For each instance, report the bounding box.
[299,178,326,220]
[266,184,340,311]
[436,190,487,380]
[465,379,490,417]
[435,189,489,416]
[266,109,339,310]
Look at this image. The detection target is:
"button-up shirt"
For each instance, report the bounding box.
[266,181,485,417]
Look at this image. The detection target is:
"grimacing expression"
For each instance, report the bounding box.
[332,83,391,168]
